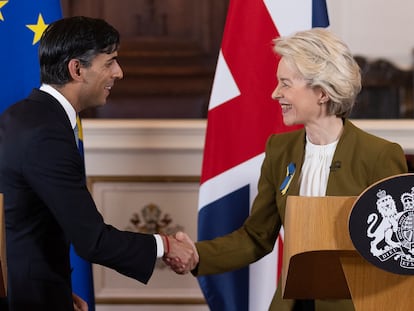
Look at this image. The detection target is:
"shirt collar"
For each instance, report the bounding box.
[39,84,77,129]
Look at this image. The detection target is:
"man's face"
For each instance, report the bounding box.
[78,51,123,110]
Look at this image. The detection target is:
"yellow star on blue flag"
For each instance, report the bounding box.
[26,13,48,44]
[0,1,8,21]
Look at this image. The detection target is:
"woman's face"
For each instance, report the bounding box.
[272,57,326,126]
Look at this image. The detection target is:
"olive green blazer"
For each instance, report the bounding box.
[194,119,408,311]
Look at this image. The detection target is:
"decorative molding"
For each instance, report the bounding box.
[82,119,206,151]
[81,119,206,176]
[82,118,414,154]
[351,119,414,153]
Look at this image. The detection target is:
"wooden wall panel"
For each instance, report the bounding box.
[60,0,228,118]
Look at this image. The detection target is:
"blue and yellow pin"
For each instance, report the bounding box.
[279,162,295,195]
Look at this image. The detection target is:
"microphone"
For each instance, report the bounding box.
[330,161,341,172]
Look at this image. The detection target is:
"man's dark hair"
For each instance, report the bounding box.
[39,16,120,85]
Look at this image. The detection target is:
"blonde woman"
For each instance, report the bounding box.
[168,28,408,311]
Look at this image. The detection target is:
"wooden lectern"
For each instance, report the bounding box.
[0,194,6,297]
[282,196,414,311]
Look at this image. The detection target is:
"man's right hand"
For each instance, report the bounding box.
[163,232,199,274]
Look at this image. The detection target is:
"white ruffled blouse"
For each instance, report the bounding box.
[299,136,339,196]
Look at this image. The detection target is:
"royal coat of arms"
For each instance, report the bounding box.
[367,188,414,268]
[349,173,414,275]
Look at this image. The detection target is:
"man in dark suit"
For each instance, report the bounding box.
[0,16,197,311]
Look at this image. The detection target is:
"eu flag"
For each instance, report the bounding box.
[0,1,61,113]
[0,2,96,310]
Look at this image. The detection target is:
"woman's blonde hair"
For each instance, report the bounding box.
[273,28,361,118]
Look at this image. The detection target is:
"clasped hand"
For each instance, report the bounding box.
[163,232,199,274]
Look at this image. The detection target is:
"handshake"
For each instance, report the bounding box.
[161,232,199,274]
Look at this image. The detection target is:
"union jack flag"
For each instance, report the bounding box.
[197,1,329,310]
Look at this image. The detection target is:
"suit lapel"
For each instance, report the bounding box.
[326,119,354,195]
[287,130,306,196]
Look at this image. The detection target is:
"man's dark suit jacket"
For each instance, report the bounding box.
[0,89,157,310]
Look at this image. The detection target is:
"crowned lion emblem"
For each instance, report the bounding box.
[367,189,401,256]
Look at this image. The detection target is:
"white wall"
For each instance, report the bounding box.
[327,0,414,69]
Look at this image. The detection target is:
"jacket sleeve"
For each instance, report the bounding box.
[23,125,157,284]
[195,137,282,276]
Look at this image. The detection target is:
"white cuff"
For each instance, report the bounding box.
[154,234,164,258]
